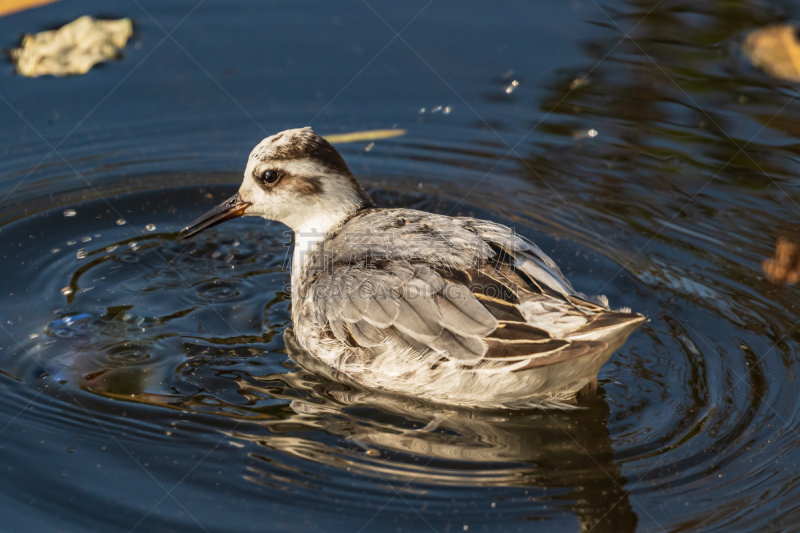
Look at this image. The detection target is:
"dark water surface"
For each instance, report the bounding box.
[1,0,800,531]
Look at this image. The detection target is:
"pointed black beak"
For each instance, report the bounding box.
[180,193,251,239]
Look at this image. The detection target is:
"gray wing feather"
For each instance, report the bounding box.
[311,258,497,363]
[431,329,485,365]
[434,288,496,336]
[349,319,385,346]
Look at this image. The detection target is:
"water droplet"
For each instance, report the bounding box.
[443,106,452,114]
[418,107,426,114]
[29,333,39,339]
[81,236,91,243]
[491,502,496,508]
[66,240,76,246]
[63,209,76,217]
[364,142,374,152]
[505,80,519,94]
[61,287,73,295]
[51,248,60,253]
[76,249,87,259]
[116,219,126,225]
[571,129,599,140]
[432,105,442,113]
[106,245,118,253]
[146,224,156,231]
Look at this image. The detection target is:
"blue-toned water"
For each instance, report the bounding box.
[1,1,800,531]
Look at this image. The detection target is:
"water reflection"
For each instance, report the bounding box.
[222,329,638,532]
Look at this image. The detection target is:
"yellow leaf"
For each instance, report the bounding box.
[744,25,800,83]
[0,0,58,18]
[324,129,406,144]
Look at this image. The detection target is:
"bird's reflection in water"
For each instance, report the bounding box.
[228,330,638,532]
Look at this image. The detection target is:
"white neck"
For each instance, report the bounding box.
[289,210,350,282]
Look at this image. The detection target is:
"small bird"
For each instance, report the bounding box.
[181,127,645,408]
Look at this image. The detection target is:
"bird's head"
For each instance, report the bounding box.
[181,127,373,238]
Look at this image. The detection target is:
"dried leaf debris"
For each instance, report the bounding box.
[744,25,800,83]
[763,238,800,285]
[11,16,133,77]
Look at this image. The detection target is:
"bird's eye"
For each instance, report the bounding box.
[259,170,280,185]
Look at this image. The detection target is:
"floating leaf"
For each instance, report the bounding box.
[763,237,800,284]
[744,25,800,83]
[0,0,58,18]
[324,129,406,144]
[11,16,133,77]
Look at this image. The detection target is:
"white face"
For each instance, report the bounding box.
[238,127,371,234]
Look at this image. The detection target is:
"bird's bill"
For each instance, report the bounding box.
[180,193,251,239]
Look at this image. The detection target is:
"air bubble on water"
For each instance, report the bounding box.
[418,107,426,114]
[116,219,126,225]
[64,209,76,217]
[569,77,588,90]
[505,80,519,94]
[76,249,87,259]
[146,224,156,231]
[51,248,60,253]
[571,129,599,140]
[432,105,442,113]
[211,251,222,259]
[443,106,452,114]
[61,287,73,295]
[224,253,234,263]
[233,240,240,247]
[128,241,137,248]
[29,333,39,339]
[364,142,374,152]
[81,236,91,243]
[66,240,76,246]
[106,245,118,253]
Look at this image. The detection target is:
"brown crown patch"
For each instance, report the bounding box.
[255,130,352,177]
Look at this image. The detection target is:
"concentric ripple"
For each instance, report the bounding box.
[1,0,800,531]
